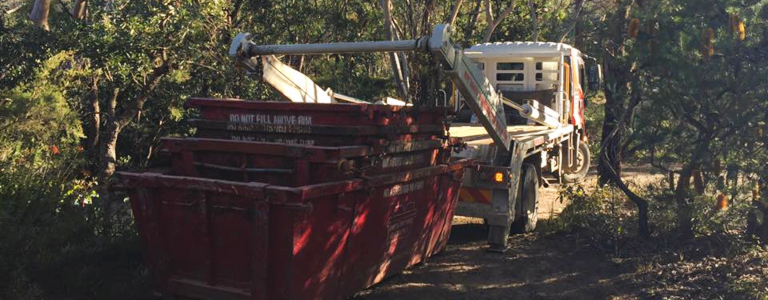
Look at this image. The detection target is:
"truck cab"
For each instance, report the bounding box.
[450,42,599,251]
[456,42,593,138]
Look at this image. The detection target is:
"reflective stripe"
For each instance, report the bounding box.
[459,188,492,204]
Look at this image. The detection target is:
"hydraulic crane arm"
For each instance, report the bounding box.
[229,24,512,152]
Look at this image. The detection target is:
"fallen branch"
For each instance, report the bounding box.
[4,4,23,14]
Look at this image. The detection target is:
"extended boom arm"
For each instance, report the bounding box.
[229,24,512,152]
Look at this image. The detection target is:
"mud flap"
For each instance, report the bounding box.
[487,224,511,252]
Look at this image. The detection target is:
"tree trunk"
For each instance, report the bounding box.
[29,0,51,30]
[597,73,650,237]
[675,166,696,239]
[597,0,634,185]
[85,74,101,164]
[380,0,409,101]
[598,82,624,185]
[761,110,768,242]
[95,88,120,235]
[668,171,676,191]
[463,0,483,45]
[601,148,651,237]
[692,170,705,195]
[750,109,768,242]
[98,87,120,182]
[528,0,539,41]
[71,0,88,20]
[96,121,121,236]
[674,132,713,239]
[98,122,121,181]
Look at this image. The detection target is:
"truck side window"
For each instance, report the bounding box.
[534,60,558,91]
[497,62,524,70]
[497,73,524,81]
[496,62,525,83]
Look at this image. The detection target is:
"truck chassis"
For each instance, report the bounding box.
[451,124,579,251]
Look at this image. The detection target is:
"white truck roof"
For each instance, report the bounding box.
[464,42,578,58]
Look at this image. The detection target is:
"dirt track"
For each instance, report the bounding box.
[354,227,641,300]
[354,168,665,300]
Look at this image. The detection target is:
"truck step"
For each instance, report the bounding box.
[541,173,560,187]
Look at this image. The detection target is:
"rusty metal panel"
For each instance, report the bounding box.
[162,137,452,187]
[185,97,449,127]
[118,158,472,300]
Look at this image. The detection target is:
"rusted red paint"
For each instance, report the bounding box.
[185,97,449,147]
[162,137,453,187]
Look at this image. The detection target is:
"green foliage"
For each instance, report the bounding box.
[0,52,84,171]
[615,0,768,169]
[541,184,638,252]
[0,163,149,299]
[553,178,761,242]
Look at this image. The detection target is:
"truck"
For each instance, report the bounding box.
[229,24,602,252]
[450,42,600,251]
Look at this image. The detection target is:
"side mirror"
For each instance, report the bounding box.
[588,63,603,92]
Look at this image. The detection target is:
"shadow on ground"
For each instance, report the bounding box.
[354,224,639,300]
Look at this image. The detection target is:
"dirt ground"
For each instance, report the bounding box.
[353,168,666,300]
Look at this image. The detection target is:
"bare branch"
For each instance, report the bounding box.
[446,0,464,27]
[55,0,76,19]
[4,4,23,14]
[680,112,710,134]
[482,0,516,43]
[484,0,493,26]
[230,0,244,26]
[379,0,409,101]
[559,0,585,43]
[117,61,170,127]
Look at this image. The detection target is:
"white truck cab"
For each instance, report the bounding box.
[461,42,593,133]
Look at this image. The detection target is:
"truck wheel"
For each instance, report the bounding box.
[511,164,539,233]
[563,142,590,184]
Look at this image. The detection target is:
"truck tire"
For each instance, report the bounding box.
[511,164,539,233]
[563,142,591,184]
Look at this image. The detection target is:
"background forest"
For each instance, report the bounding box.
[1,0,767,298]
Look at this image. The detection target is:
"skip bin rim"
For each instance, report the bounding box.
[116,171,368,204]
[161,137,448,158]
[116,159,473,203]
[185,97,374,112]
[161,137,375,160]
[188,119,446,135]
[185,97,452,115]
[115,172,269,197]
